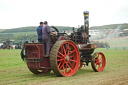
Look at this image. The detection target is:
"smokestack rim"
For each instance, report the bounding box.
[83,11,89,14]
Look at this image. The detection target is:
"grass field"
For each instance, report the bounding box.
[0,48,128,85]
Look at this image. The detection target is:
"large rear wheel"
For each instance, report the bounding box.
[91,52,106,72]
[50,40,80,76]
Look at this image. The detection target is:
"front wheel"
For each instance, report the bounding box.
[50,40,80,76]
[91,52,106,72]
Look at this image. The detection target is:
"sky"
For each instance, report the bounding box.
[0,0,128,29]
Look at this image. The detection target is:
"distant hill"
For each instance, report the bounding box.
[0,26,73,42]
[0,26,37,33]
[0,23,128,42]
[0,23,128,33]
[0,29,6,32]
[90,23,128,30]
[0,26,73,33]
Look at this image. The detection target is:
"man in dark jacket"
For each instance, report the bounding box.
[37,22,43,42]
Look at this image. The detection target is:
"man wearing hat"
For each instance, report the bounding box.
[37,22,43,42]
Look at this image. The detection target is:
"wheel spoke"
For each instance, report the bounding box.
[100,64,103,67]
[63,64,65,74]
[98,65,101,70]
[95,58,99,62]
[66,43,69,53]
[100,57,103,60]
[95,60,98,66]
[69,56,73,58]
[57,55,63,58]
[57,58,64,61]
[61,46,63,54]
[67,63,73,71]
[100,59,103,64]
[68,61,73,68]
[95,62,98,65]
[69,59,77,63]
[101,60,103,64]
[95,62,98,67]
[69,50,76,55]
[59,63,64,70]
[67,49,70,55]
[95,63,98,67]
[58,62,62,67]
[58,51,65,57]
[68,61,72,66]
[63,45,66,55]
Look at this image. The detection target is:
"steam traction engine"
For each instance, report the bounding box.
[21,11,106,77]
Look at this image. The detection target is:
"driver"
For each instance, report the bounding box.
[37,22,43,42]
[42,21,56,57]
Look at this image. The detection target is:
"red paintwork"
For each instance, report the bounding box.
[25,44,51,70]
[57,36,65,41]
[57,41,80,76]
[78,62,83,69]
[94,52,106,72]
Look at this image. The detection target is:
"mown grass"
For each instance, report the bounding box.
[0,48,128,85]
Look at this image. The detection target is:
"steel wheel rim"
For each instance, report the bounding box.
[57,41,80,76]
[94,52,106,72]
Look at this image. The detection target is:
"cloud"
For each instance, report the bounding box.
[0,0,128,29]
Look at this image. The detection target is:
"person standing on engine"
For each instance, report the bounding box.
[42,21,50,57]
[37,22,43,42]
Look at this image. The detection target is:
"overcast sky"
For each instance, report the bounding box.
[0,0,128,29]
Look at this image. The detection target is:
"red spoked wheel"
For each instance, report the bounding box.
[50,40,80,76]
[78,62,83,69]
[91,52,106,72]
